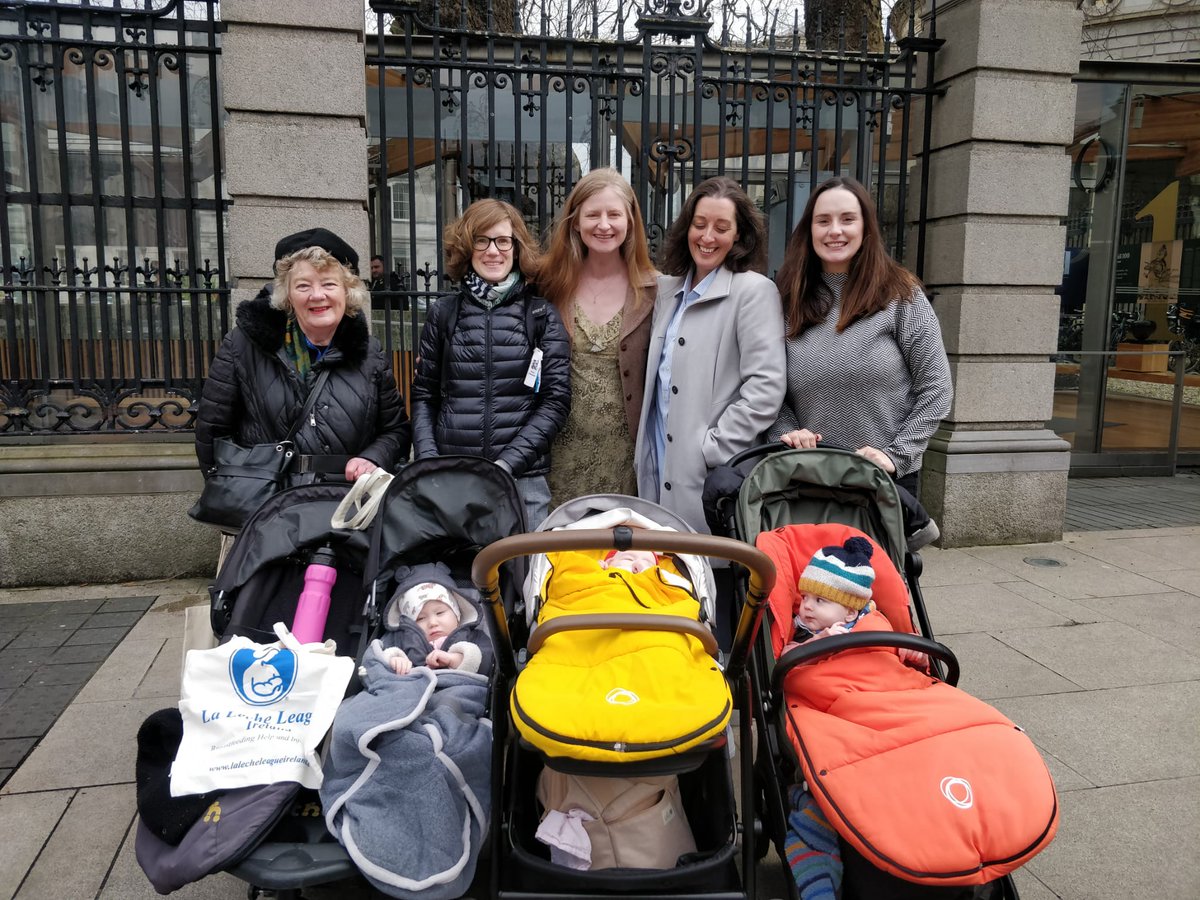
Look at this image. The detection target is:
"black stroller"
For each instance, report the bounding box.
[471,493,777,900]
[147,457,526,899]
[710,444,1051,900]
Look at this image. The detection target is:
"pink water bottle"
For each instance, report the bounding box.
[292,546,337,642]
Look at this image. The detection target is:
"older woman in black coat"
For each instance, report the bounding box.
[195,228,410,494]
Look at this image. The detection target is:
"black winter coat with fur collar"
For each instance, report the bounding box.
[194,288,411,475]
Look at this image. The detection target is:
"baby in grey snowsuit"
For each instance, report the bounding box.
[376,561,494,677]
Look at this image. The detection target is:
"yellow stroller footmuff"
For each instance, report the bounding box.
[513,512,731,763]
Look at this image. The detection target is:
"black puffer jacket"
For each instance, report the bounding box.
[194,288,411,474]
[410,282,570,477]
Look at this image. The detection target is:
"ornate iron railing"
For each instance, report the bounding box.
[365,0,943,367]
[0,0,226,435]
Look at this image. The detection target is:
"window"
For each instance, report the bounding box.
[391,181,410,221]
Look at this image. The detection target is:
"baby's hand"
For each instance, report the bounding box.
[898,647,930,669]
[426,649,465,670]
[389,654,413,675]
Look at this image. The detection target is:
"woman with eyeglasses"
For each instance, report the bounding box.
[411,199,571,528]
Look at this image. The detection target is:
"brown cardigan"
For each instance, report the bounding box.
[617,286,654,439]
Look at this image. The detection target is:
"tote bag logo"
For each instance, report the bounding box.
[229,646,298,706]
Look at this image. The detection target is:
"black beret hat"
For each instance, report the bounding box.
[273,228,359,271]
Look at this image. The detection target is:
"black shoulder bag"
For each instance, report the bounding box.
[188,370,330,531]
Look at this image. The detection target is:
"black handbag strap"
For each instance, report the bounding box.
[283,369,331,444]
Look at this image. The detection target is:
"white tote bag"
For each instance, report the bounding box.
[172,622,354,796]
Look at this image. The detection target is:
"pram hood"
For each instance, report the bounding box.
[734,447,907,581]
[212,482,371,597]
[524,499,717,628]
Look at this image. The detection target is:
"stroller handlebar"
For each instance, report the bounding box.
[471,528,776,680]
[771,631,961,696]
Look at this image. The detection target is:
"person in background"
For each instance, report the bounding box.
[367,254,403,296]
[539,168,657,508]
[410,200,571,528]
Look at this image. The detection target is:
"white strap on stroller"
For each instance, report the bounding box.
[330,468,393,531]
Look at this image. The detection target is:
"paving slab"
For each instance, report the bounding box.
[0,789,71,897]
[938,632,1081,699]
[64,625,133,647]
[912,547,1019,588]
[1023,777,1200,900]
[136,635,188,699]
[993,580,1110,624]
[1059,532,1200,571]
[73,638,168,704]
[1067,590,1200,656]
[1009,868,1057,900]
[921,581,1074,635]
[1156,566,1200,594]
[994,621,1200,690]
[98,596,161,614]
[16,785,134,900]
[960,544,1174,600]
[0,697,168,795]
[125,600,200,644]
[45,642,112,664]
[27,661,99,686]
[995,681,1200,787]
[6,628,70,650]
[1037,749,1095,793]
[0,738,35,771]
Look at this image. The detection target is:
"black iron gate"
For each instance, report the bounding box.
[0,0,225,436]
[366,0,942,380]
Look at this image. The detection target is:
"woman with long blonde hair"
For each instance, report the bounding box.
[539,168,657,507]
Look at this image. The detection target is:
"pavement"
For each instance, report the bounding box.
[1,521,1199,899]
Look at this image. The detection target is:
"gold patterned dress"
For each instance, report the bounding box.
[548,304,638,509]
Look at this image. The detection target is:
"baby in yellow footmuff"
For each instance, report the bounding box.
[513,508,732,764]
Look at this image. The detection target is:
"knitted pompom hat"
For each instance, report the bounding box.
[797,536,875,611]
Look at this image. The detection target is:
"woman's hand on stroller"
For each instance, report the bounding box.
[854,445,896,474]
[779,429,821,449]
[345,456,379,481]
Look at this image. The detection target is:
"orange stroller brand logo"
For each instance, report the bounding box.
[940,776,973,809]
[605,687,640,705]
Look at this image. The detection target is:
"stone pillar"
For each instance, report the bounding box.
[914,0,1082,546]
[222,0,370,301]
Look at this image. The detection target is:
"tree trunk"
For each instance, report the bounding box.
[804,0,884,52]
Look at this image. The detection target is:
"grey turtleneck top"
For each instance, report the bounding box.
[768,272,952,478]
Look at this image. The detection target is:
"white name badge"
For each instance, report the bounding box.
[524,347,543,391]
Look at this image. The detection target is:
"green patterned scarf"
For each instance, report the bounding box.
[283,315,330,379]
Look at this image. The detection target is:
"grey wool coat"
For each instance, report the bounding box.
[634,266,786,533]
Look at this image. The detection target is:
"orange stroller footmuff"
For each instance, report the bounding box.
[760,524,1059,887]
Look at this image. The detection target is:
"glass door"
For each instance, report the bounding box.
[1054,79,1200,472]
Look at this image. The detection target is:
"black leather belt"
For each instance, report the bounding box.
[295,454,349,475]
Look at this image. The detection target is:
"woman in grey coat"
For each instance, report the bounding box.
[770,176,952,501]
[635,176,786,535]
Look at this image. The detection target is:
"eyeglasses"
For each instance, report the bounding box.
[472,235,514,252]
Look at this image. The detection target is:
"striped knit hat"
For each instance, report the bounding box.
[797,537,875,611]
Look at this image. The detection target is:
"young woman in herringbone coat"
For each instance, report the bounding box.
[770,176,952,501]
